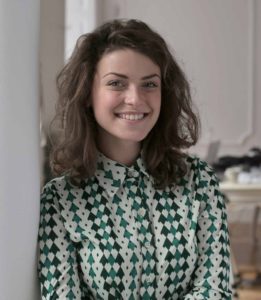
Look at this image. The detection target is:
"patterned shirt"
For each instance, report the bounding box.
[38,153,232,299]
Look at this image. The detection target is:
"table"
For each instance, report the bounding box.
[220,182,261,275]
[220,182,261,204]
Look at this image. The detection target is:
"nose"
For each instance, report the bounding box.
[124,85,143,106]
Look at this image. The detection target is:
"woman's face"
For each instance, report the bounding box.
[91,49,161,150]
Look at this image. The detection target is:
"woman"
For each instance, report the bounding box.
[38,19,232,299]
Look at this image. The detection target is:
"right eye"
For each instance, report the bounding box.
[107,80,125,88]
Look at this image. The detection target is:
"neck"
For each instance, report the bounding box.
[97,136,141,166]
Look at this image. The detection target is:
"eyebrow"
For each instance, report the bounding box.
[102,72,161,80]
[142,74,161,80]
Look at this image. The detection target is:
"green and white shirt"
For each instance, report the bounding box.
[38,153,232,299]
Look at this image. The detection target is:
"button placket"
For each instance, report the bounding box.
[136,203,157,294]
[126,172,157,297]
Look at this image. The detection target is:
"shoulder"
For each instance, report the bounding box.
[40,176,99,243]
[40,176,73,206]
[41,176,66,195]
[182,155,226,213]
[178,154,221,194]
[184,154,219,183]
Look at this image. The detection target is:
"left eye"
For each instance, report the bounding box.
[143,81,158,88]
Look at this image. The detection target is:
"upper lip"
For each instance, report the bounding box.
[115,111,149,114]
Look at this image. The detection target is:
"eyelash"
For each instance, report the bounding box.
[142,81,158,88]
[107,80,158,89]
[107,80,125,87]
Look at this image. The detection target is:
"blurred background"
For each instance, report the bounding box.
[1,0,261,299]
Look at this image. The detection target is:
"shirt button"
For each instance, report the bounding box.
[127,170,134,177]
[138,207,146,217]
[145,275,154,286]
[127,169,139,177]
[144,241,151,248]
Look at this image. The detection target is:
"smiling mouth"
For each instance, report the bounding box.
[115,113,148,121]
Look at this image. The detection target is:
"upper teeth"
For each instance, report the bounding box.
[117,113,145,120]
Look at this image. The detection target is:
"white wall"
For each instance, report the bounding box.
[65,0,97,60]
[40,0,65,133]
[0,0,40,299]
[93,0,261,158]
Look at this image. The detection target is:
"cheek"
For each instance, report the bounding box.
[103,95,122,112]
[92,90,106,110]
[152,96,162,125]
[152,94,161,114]
[92,92,119,118]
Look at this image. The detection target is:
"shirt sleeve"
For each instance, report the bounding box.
[38,182,84,300]
[183,162,232,299]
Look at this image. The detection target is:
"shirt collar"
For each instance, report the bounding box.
[94,152,150,198]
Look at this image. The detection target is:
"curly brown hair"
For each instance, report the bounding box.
[50,19,200,189]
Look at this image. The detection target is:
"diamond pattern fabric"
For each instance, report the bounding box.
[38,153,232,299]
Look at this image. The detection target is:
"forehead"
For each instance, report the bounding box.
[96,49,161,77]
